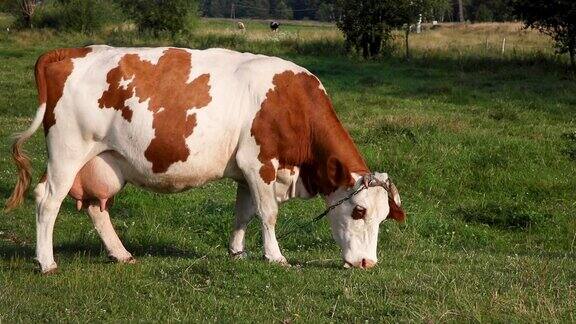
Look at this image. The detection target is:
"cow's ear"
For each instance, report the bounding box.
[387,182,405,222]
[388,197,406,222]
[326,156,352,187]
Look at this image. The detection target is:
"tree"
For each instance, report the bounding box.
[206,0,230,17]
[121,0,200,35]
[18,0,36,27]
[474,3,493,22]
[236,0,269,19]
[463,0,513,22]
[52,0,125,33]
[273,0,293,19]
[457,0,464,22]
[317,2,334,21]
[336,0,448,59]
[335,0,394,58]
[511,0,576,72]
[289,0,305,20]
[2,0,37,28]
[394,0,450,59]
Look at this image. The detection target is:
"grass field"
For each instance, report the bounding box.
[0,17,575,322]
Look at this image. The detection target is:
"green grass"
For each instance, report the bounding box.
[1,19,575,322]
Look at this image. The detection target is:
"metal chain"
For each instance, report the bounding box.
[277,183,368,240]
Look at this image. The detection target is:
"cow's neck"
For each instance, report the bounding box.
[299,112,369,196]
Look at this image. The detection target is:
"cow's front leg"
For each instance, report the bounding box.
[237,163,287,265]
[258,197,287,264]
[229,183,255,259]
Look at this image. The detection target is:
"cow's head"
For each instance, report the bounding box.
[325,172,404,269]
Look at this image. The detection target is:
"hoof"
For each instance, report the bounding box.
[122,256,137,264]
[264,255,290,267]
[41,265,58,275]
[229,250,248,260]
[110,255,136,264]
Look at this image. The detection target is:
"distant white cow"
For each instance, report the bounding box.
[6,46,405,274]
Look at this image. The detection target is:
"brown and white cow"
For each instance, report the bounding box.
[6,46,405,273]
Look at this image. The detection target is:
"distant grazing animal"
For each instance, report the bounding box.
[6,45,405,274]
[270,21,280,31]
[237,21,245,31]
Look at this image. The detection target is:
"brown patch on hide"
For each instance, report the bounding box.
[259,161,277,183]
[35,47,93,135]
[250,71,368,195]
[98,48,212,173]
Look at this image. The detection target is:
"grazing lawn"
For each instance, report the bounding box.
[0,18,575,322]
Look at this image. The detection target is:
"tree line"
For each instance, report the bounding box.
[201,0,517,22]
[0,0,558,24]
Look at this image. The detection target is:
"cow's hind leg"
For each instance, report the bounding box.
[229,183,255,259]
[87,203,135,263]
[35,158,87,273]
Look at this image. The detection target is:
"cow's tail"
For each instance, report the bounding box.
[5,50,56,211]
[5,103,46,211]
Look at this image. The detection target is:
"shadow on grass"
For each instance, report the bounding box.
[294,259,344,270]
[59,240,203,259]
[0,240,350,271]
[453,202,546,230]
[0,239,203,264]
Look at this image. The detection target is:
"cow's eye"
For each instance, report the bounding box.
[351,205,367,220]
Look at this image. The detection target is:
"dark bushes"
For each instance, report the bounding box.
[33,0,125,33]
[20,0,199,35]
[119,0,199,35]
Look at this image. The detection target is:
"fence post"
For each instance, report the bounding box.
[501,38,506,55]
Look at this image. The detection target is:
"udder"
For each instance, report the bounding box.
[68,152,126,211]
